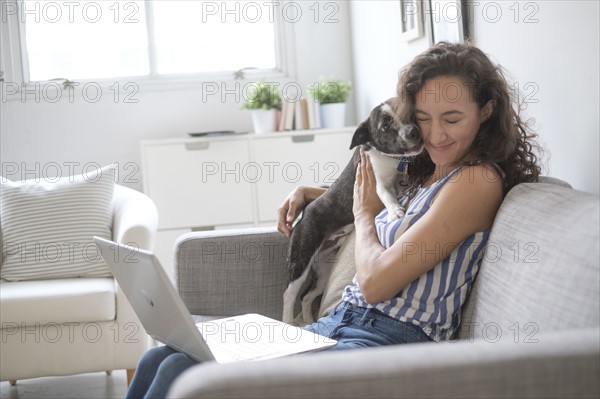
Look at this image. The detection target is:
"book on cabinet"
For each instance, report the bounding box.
[279,97,322,131]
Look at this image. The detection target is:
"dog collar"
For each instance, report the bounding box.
[382,153,405,161]
[376,151,410,175]
[366,146,410,175]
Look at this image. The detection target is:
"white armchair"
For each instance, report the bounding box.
[0,184,158,385]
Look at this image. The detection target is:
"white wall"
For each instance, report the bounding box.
[350,0,599,195]
[0,1,355,192]
[472,0,599,194]
[349,0,431,120]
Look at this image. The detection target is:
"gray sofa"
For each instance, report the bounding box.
[168,181,599,398]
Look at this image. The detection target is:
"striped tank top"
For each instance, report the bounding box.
[341,164,494,342]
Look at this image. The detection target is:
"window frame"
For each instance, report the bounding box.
[1,0,295,100]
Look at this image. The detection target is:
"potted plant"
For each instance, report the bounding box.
[308,77,352,128]
[243,81,282,134]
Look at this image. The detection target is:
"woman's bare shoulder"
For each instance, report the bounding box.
[431,163,504,232]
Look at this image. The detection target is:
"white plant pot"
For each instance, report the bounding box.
[320,103,346,129]
[251,109,277,134]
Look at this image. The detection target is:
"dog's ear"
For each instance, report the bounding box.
[350,119,371,149]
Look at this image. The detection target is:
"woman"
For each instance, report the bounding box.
[126,42,542,398]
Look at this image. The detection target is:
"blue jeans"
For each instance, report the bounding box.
[305,302,433,350]
[126,302,432,398]
[125,345,198,399]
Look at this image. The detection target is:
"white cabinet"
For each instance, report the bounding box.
[252,133,354,223]
[142,138,254,229]
[141,128,355,273]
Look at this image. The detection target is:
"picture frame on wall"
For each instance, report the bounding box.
[428,0,470,44]
[399,0,424,42]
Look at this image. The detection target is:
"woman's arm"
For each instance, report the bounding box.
[277,185,327,237]
[353,151,504,304]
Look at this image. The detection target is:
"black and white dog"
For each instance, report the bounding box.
[283,99,423,324]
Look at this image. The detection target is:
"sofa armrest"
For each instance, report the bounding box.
[112,184,158,251]
[169,327,599,399]
[174,227,289,319]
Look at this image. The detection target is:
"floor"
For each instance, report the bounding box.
[0,370,128,399]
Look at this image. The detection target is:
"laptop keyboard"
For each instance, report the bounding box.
[196,314,335,363]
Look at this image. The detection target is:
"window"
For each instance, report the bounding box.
[152,1,276,75]
[23,1,149,81]
[17,0,279,82]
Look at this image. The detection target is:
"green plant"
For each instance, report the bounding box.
[242,81,281,111]
[308,77,352,104]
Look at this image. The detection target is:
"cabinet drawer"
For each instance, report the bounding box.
[143,140,254,229]
[252,132,353,222]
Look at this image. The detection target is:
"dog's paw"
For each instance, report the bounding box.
[386,206,406,222]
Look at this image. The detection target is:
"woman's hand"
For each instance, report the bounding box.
[277,186,326,237]
[353,148,384,222]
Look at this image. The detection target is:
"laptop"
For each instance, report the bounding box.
[94,237,336,363]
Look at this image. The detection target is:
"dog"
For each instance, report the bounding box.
[282,99,423,324]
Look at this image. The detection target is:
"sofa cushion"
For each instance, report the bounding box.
[0,166,114,281]
[0,278,116,327]
[458,183,600,340]
[537,175,572,188]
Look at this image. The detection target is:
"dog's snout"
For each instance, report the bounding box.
[407,125,420,141]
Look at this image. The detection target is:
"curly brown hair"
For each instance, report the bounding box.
[393,42,542,193]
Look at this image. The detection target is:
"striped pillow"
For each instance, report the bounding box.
[1,166,115,281]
